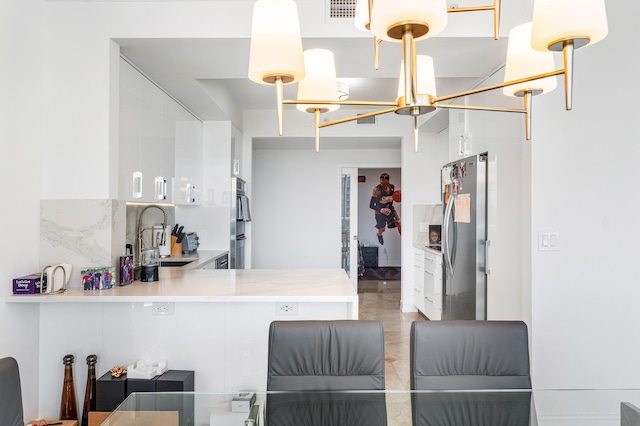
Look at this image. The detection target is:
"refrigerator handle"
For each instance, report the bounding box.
[485,239,491,275]
[443,194,455,279]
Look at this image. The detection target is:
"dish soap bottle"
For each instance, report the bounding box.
[81,354,97,426]
[60,354,78,420]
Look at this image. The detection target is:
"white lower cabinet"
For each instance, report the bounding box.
[423,248,443,320]
[413,248,425,313]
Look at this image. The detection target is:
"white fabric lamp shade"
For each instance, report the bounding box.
[504,23,557,97]
[248,0,305,85]
[397,55,437,99]
[370,0,448,42]
[297,49,340,113]
[531,0,608,51]
[354,0,370,32]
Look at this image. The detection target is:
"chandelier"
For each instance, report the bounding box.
[248,0,608,152]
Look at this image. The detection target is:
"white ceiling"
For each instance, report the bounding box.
[115,0,534,148]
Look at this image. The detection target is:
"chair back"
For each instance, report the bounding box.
[267,320,385,391]
[0,357,24,426]
[410,320,531,390]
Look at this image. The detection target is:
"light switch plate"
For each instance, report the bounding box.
[538,231,560,251]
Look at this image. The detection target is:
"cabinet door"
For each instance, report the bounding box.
[118,61,141,201]
[138,71,163,203]
[423,248,443,320]
[423,249,443,294]
[119,59,177,202]
[174,108,203,205]
[231,124,242,177]
[158,91,179,202]
[448,109,489,161]
[413,248,425,312]
[423,293,442,320]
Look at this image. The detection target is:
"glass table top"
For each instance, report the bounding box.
[102,389,640,426]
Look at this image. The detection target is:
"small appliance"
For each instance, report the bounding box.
[182,232,200,254]
[140,247,159,282]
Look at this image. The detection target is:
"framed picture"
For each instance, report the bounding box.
[119,255,134,286]
[81,267,115,290]
[428,225,442,251]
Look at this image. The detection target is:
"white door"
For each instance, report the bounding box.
[341,167,359,290]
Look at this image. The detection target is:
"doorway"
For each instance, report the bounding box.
[341,166,402,293]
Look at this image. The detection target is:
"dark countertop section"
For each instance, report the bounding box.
[158,250,228,270]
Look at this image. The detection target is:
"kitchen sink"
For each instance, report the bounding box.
[159,259,194,267]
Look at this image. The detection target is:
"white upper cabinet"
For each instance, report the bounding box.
[173,107,203,205]
[118,61,141,202]
[448,109,489,161]
[119,58,203,204]
[231,124,243,177]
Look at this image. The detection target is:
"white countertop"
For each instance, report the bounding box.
[5,268,357,304]
[413,242,442,254]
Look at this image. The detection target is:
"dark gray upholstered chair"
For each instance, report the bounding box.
[266,392,388,426]
[267,320,385,391]
[266,320,387,426]
[412,391,532,426]
[410,320,531,390]
[0,357,24,426]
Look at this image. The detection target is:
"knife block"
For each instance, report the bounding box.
[170,236,182,257]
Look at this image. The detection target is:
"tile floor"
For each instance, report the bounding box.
[358,279,425,390]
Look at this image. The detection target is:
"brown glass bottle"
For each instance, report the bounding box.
[60,354,78,420]
[81,354,97,426]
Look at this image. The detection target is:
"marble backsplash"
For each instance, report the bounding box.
[39,200,176,288]
[413,204,443,248]
[40,199,126,288]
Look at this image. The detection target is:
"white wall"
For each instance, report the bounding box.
[530,1,640,389]
[400,129,449,311]
[252,148,401,269]
[357,168,402,267]
[0,0,44,420]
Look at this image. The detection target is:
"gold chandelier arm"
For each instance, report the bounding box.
[446,1,501,39]
[563,39,575,111]
[402,27,417,105]
[434,69,564,103]
[275,76,284,136]
[494,0,501,40]
[436,103,527,114]
[413,116,419,153]
[282,99,397,107]
[524,91,532,140]
[374,36,382,70]
[318,107,397,128]
[314,109,321,152]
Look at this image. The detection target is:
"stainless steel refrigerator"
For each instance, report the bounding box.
[441,153,488,320]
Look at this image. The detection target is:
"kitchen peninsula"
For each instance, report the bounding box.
[6,266,357,417]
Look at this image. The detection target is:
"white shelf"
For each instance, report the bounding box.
[6,268,357,304]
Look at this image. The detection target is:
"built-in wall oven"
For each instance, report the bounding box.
[231,177,250,269]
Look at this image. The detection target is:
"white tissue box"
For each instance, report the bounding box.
[231,392,256,413]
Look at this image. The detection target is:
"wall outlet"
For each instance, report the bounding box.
[276,302,298,316]
[152,302,175,316]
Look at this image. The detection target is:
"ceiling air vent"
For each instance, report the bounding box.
[357,114,377,125]
[327,0,357,20]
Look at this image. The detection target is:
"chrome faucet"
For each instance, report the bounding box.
[136,204,168,266]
